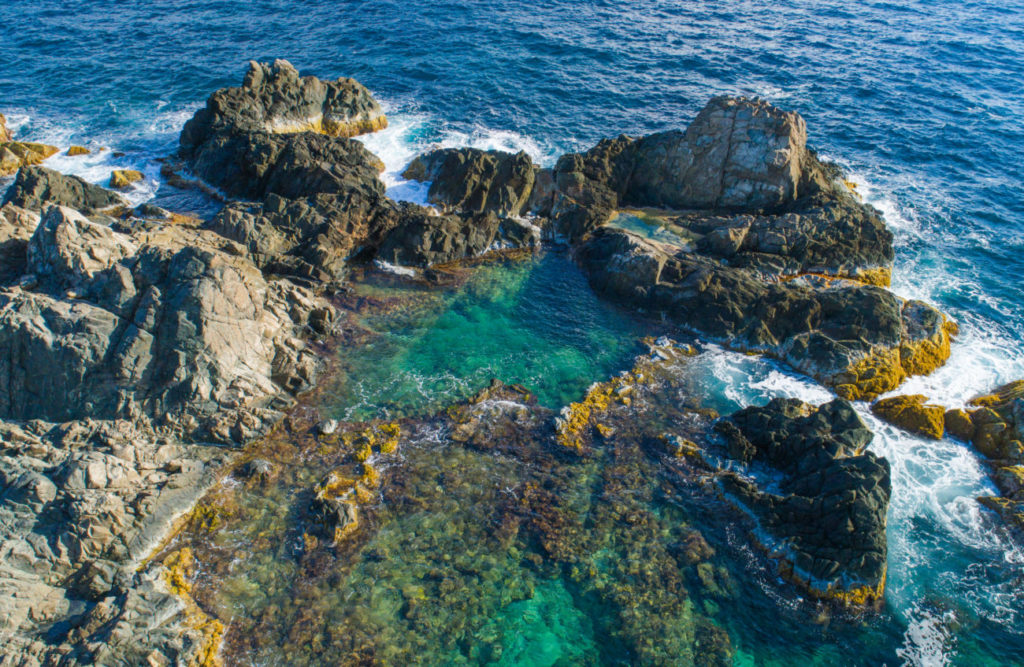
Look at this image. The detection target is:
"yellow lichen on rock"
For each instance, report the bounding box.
[161,548,225,667]
[969,379,1024,408]
[833,314,956,402]
[0,140,59,176]
[900,317,956,378]
[555,339,696,452]
[110,169,144,188]
[832,348,905,401]
[322,114,388,139]
[854,266,892,288]
[871,394,946,440]
[67,145,91,156]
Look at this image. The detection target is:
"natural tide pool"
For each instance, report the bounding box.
[157,251,1024,666]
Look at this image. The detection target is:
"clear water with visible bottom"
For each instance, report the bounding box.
[3,1,1024,664]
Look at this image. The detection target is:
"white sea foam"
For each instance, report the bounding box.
[355,107,562,205]
[896,604,956,667]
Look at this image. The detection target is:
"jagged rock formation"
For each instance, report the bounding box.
[0,419,228,665]
[575,227,952,400]
[177,61,543,279]
[717,398,890,605]
[402,148,536,217]
[0,170,336,664]
[181,59,387,143]
[1,203,329,434]
[400,97,953,399]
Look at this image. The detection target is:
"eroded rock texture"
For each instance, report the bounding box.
[718,398,890,605]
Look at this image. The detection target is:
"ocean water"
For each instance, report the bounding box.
[3,1,1024,665]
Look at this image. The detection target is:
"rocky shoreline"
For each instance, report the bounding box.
[0,59,989,664]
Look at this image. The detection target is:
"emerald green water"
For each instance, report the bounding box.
[325,250,648,420]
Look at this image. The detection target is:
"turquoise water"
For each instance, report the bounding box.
[325,252,647,421]
[3,1,1024,664]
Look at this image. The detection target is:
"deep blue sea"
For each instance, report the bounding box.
[3,1,1024,665]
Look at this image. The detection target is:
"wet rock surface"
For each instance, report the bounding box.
[403,96,952,399]
[876,382,1024,533]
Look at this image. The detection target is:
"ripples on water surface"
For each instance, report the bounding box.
[3,1,1024,664]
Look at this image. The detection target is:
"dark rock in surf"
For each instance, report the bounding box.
[402,147,537,218]
[717,398,890,605]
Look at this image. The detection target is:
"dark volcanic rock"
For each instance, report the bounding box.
[575,227,952,399]
[183,127,386,201]
[377,208,541,267]
[679,198,894,285]
[717,398,890,605]
[208,190,397,281]
[2,165,126,213]
[402,147,536,217]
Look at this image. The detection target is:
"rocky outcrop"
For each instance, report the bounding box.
[717,398,890,605]
[178,59,388,202]
[0,202,40,283]
[180,125,386,201]
[181,59,386,145]
[862,382,1024,533]
[1,205,331,437]
[402,148,537,217]
[625,96,823,211]
[575,227,952,399]
[0,417,228,666]
[0,113,60,177]
[377,208,541,268]
[207,189,394,281]
[0,162,339,664]
[2,165,126,213]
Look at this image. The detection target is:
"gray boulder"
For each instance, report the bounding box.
[2,165,126,213]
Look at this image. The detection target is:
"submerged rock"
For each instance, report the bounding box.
[718,398,890,606]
